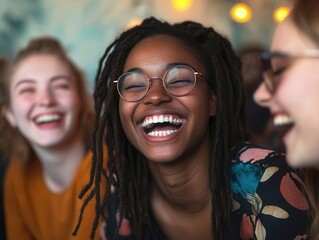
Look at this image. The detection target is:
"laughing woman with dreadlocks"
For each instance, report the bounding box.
[81,17,309,240]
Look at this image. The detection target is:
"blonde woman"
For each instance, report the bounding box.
[0,37,104,240]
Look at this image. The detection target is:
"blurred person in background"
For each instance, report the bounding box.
[254,0,319,238]
[0,36,104,240]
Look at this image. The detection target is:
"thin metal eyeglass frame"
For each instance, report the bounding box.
[261,49,319,94]
[113,65,206,102]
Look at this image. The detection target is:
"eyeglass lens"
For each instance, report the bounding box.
[117,65,196,102]
[261,52,291,94]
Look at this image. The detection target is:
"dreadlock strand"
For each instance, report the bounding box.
[72,187,96,236]
[90,118,107,234]
[79,54,110,200]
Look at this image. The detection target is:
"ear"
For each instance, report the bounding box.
[2,107,17,127]
[209,92,217,117]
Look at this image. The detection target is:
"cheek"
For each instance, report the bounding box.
[10,97,31,117]
[60,92,82,112]
[276,72,302,107]
[277,70,316,111]
[7,100,31,129]
[181,92,212,130]
[192,88,212,115]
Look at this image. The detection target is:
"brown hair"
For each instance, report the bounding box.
[292,0,319,239]
[0,57,11,157]
[0,36,94,160]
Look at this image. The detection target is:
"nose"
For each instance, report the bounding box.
[143,78,172,105]
[253,82,272,108]
[38,88,56,106]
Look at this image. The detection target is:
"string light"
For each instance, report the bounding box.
[230,3,252,23]
[172,0,192,11]
[273,6,291,23]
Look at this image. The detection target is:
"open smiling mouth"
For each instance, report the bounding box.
[141,115,183,137]
[34,114,62,125]
[273,115,294,138]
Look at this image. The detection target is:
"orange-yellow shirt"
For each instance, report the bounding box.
[4,151,105,240]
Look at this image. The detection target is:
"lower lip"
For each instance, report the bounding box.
[35,120,63,130]
[141,128,181,142]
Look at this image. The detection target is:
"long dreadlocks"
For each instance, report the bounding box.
[75,17,247,240]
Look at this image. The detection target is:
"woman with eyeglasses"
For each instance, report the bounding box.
[80,17,309,240]
[254,0,319,238]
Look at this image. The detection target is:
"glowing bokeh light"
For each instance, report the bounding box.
[172,0,192,11]
[126,18,142,29]
[273,6,291,23]
[230,3,252,23]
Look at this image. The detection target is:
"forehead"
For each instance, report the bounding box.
[123,34,205,73]
[271,17,317,52]
[11,54,72,84]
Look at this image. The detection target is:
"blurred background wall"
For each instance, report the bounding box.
[0,0,292,89]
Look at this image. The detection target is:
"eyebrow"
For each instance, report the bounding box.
[50,75,72,82]
[13,79,35,90]
[166,62,193,69]
[124,62,195,74]
[13,75,72,90]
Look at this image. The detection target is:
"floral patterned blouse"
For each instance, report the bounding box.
[100,142,309,240]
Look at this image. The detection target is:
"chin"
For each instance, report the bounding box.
[287,149,318,169]
[35,139,65,149]
[146,155,175,164]
[285,147,302,168]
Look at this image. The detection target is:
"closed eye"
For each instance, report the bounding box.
[167,78,193,87]
[54,83,70,90]
[124,83,147,91]
[19,88,35,95]
[273,67,286,76]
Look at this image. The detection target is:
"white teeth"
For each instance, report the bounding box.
[274,115,294,126]
[159,115,164,123]
[35,114,61,124]
[141,115,183,129]
[153,115,158,123]
[148,130,177,136]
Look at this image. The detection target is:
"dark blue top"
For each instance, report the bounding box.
[101,142,309,240]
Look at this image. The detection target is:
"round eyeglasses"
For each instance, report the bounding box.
[113,65,206,102]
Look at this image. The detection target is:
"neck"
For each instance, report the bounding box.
[149,155,213,240]
[32,136,86,193]
[149,153,211,214]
